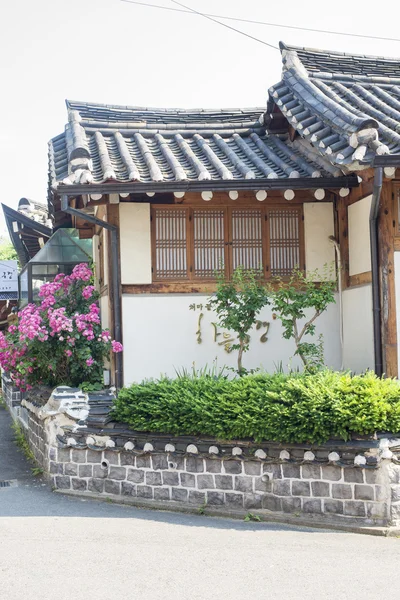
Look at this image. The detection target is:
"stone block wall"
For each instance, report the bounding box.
[2,372,24,408]
[48,446,397,526]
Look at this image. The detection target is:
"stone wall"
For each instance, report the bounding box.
[50,446,395,526]
[3,377,400,532]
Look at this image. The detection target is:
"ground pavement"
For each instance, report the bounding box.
[0,406,399,600]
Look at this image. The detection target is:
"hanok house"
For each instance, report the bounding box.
[46,43,400,386]
[0,198,51,329]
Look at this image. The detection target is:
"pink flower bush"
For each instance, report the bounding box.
[0,263,122,391]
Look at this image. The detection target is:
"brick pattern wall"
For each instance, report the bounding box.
[26,410,50,470]
[2,372,24,408]
[50,446,397,526]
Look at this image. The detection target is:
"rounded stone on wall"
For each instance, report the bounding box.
[354,455,367,466]
[165,444,175,453]
[124,441,135,451]
[255,449,267,460]
[279,450,290,461]
[67,437,77,447]
[381,449,393,460]
[304,451,315,462]
[106,439,116,449]
[232,447,243,456]
[187,444,198,454]
[86,436,95,446]
[209,446,219,455]
[328,452,340,462]
[143,443,154,452]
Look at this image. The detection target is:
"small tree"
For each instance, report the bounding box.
[206,267,268,376]
[0,239,17,261]
[266,267,336,370]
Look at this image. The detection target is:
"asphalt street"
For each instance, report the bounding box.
[0,407,399,600]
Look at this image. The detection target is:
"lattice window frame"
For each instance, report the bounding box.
[151,204,305,282]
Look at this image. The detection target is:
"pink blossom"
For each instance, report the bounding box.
[86,357,94,366]
[71,263,92,282]
[111,340,123,353]
[82,285,95,300]
[65,349,72,357]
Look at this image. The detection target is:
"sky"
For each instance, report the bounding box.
[1,0,400,235]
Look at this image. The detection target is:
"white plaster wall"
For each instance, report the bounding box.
[348,195,372,276]
[342,284,374,373]
[103,220,108,287]
[303,203,335,278]
[394,252,400,372]
[121,293,341,385]
[119,203,152,284]
[100,295,109,332]
[92,234,100,292]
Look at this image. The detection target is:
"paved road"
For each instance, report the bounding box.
[0,407,399,600]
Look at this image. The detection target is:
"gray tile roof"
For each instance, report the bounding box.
[48,100,342,188]
[266,42,400,169]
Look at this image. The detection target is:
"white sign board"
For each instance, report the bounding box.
[0,260,18,293]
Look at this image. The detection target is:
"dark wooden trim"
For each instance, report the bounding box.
[337,196,350,290]
[379,181,398,377]
[123,283,218,294]
[56,175,359,197]
[348,271,372,287]
[100,284,108,297]
[122,279,327,295]
[106,204,121,385]
[393,184,400,238]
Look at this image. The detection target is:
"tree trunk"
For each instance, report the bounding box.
[238,339,245,376]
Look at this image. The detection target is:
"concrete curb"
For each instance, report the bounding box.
[55,489,400,537]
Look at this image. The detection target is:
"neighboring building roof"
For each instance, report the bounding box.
[48,99,345,190]
[266,43,400,170]
[2,200,52,268]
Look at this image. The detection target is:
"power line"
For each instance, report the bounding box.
[120,0,400,43]
[170,0,278,50]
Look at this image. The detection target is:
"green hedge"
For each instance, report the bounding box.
[112,370,400,444]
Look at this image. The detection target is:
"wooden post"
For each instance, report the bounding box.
[379,181,398,377]
[106,202,121,385]
[337,196,349,289]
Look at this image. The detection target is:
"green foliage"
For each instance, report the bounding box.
[244,513,261,522]
[112,370,400,444]
[12,421,43,475]
[198,502,207,515]
[80,381,104,392]
[0,239,17,262]
[174,362,228,380]
[206,267,268,375]
[266,267,336,370]
[31,466,44,477]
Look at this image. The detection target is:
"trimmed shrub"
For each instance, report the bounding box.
[112,370,400,444]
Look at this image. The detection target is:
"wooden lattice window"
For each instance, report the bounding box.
[151,204,304,281]
[268,208,302,277]
[153,207,189,279]
[231,208,264,271]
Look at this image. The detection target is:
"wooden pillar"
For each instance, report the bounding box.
[379,182,398,377]
[336,196,349,289]
[106,202,121,385]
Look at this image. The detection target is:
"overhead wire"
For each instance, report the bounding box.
[120,0,400,44]
[170,0,278,49]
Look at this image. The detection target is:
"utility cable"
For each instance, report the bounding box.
[170,0,278,49]
[120,0,400,44]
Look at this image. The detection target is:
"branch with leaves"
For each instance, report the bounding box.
[266,266,336,370]
[206,267,268,376]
